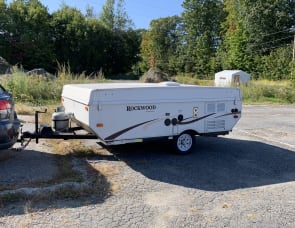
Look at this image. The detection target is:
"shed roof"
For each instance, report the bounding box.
[215,70,250,76]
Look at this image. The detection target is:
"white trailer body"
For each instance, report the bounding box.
[61,82,242,153]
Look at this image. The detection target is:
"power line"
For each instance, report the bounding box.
[247,35,294,48]
[259,27,294,38]
[245,43,292,55]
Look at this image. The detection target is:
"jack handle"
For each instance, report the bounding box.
[34,109,47,144]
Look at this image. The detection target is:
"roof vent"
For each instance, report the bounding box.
[159,81,180,86]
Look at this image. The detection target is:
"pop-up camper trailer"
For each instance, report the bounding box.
[57,82,242,153]
[215,70,250,87]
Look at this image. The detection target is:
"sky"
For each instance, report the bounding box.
[9,0,184,29]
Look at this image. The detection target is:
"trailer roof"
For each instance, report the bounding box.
[66,81,190,90]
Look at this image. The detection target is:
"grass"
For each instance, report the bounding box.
[175,76,295,104]
[241,80,295,104]
[173,75,214,86]
[0,64,106,105]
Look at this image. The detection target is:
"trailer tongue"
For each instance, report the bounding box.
[21,109,98,144]
[21,82,242,154]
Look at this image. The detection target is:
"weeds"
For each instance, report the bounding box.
[176,76,295,104]
[240,80,295,104]
[173,75,214,86]
[0,65,106,105]
[1,66,294,104]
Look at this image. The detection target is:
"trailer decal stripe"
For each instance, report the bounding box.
[105,119,158,140]
[178,113,215,125]
[215,111,241,118]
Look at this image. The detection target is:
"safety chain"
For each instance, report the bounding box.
[11,138,32,151]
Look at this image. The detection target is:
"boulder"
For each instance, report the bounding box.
[26,68,55,81]
[140,68,169,83]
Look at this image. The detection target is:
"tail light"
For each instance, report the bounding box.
[0,100,12,120]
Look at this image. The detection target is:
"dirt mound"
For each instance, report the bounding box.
[141,68,169,83]
[0,56,11,74]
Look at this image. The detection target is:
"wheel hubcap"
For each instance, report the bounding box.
[177,134,192,152]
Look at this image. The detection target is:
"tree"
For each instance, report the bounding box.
[260,47,292,80]
[104,29,141,75]
[243,0,295,55]
[0,0,11,61]
[99,0,115,30]
[219,0,249,70]
[140,16,183,75]
[140,29,153,71]
[99,0,133,31]
[51,5,87,73]
[80,18,112,74]
[221,0,295,76]
[2,0,54,70]
[115,0,133,31]
[182,0,225,78]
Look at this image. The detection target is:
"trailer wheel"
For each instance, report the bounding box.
[174,132,195,154]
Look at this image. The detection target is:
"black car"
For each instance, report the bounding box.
[0,84,20,149]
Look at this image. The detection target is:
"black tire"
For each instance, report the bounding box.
[173,132,195,154]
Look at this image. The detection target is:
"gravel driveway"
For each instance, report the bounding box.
[0,105,295,227]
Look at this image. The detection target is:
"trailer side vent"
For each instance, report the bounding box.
[206,120,225,131]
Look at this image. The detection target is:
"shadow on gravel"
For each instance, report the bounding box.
[112,136,295,191]
[0,149,113,216]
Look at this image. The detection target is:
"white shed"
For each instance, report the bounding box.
[215,70,250,87]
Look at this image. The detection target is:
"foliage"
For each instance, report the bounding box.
[99,0,115,30]
[140,16,183,75]
[182,0,225,78]
[259,47,292,80]
[0,0,54,71]
[243,0,295,55]
[219,0,295,78]
[99,0,133,31]
[51,6,87,73]
[220,0,248,70]
[0,0,138,77]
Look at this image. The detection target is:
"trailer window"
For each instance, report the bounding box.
[217,103,225,112]
[207,103,215,113]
